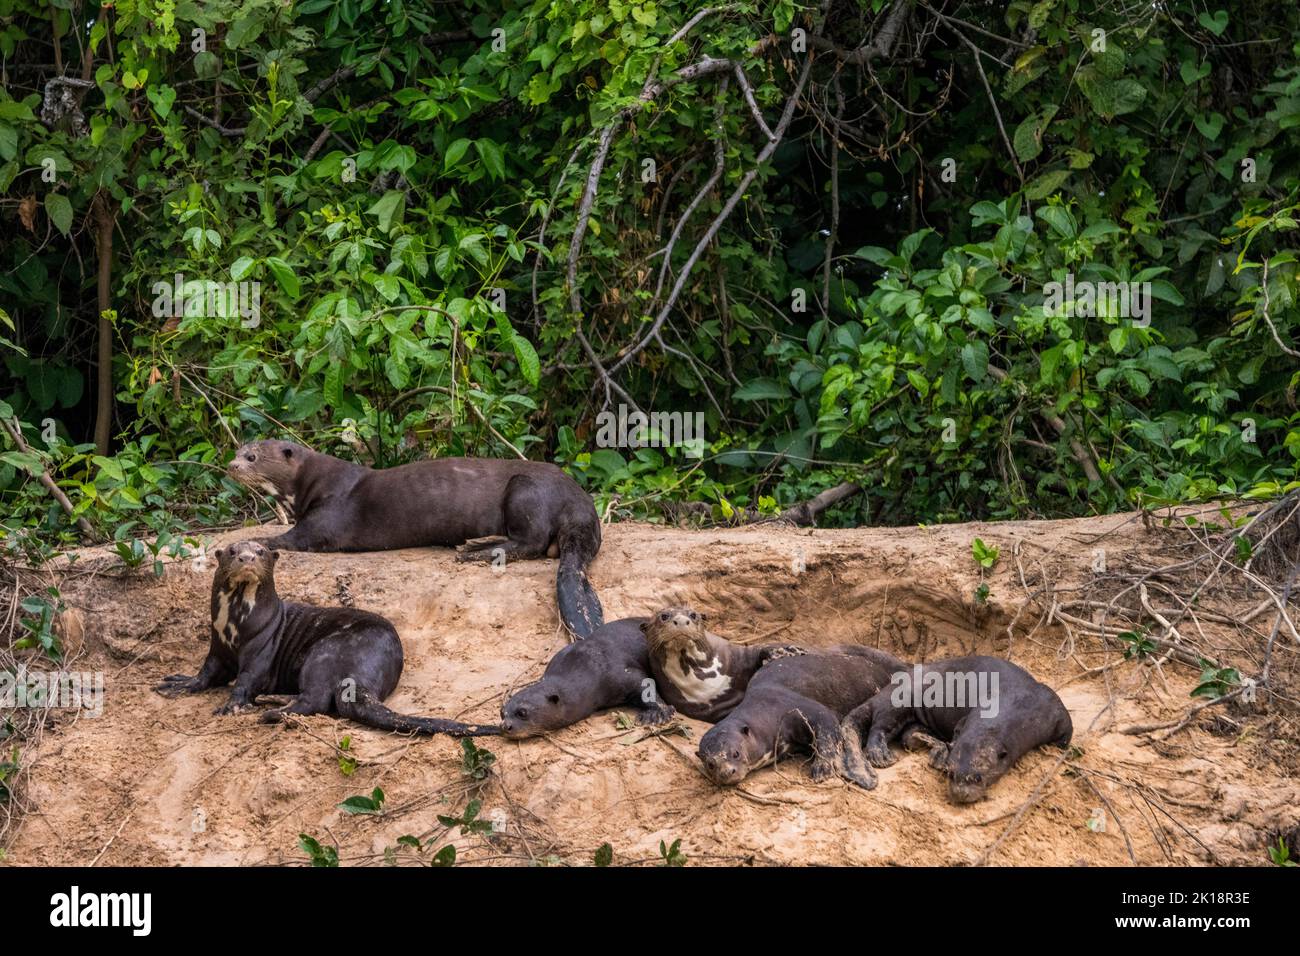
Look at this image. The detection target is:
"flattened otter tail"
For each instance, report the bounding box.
[557,546,603,639]
[339,691,499,737]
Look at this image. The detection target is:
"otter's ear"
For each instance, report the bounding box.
[282,446,293,458]
[639,620,649,633]
[211,546,225,561]
[270,550,281,564]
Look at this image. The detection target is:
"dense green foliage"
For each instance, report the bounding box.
[3,0,1300,547]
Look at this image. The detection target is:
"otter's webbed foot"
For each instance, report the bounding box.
[838,747,879,791]
[864,737,898,768]
[636,701,677,726]
[900,726,945,753]
[154,674,208,697]
[758,644,806,666]
[214,695,257,716]
[809,754,838,783]
[927,742,953,771]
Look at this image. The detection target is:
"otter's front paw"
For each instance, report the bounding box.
[637,702,676,726]
[839,738,879,790]
[901,727,945,752]
[214,699,255,716]
[927,742,952,771]
[865,741,898,768]
[758,645,805,666]
[841,762,879,790]
[154,675,204,697]
[808,756,837,783]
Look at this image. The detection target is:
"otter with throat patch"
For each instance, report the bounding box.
[840,655,1073,803]
[226,439,604,638]
[642,605,804,722]
[697,645,905,790]
[154,540,497,736]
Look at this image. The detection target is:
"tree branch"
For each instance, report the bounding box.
[1,418,95,538]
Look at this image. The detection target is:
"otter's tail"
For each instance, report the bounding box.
[339,691,499,737]
[557,527,603,639]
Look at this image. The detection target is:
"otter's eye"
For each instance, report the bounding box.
[547,693,560,706]
[282,447,293,459]
[515,707,529,720]
[740,725,750,736]
[659,611,670,621]
[246,453,257,462]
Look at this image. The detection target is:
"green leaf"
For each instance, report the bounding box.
[1179,59,1211,85]
[265,257,300,299]
[230,257,257,282]
[512,334,540,386]
[734,378,788,401]
[431,845,456,867]
[444,138,471,171]
[1035,205,1076,239]
[1077,67,1146,119]
[368,190,405,233]
[476,139,505,180]
[45,193,73,236]
[1024,169,1072,201]
[961,341,989,382]
[1012,109,1054,163]
[1197,9,1228,36]
[1193,112,1225,142]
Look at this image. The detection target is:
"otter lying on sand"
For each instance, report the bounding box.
[226,439,604,638]
[697,645,905,790]
[154,540,497,737]
[840,655,1073,803]
[499,618,671,738]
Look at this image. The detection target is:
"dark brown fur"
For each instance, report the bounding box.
[840,655,1073,803]
[499,618,672,737]
[227,439,603,637]
[153,540,497,736]
[697,646,905,790]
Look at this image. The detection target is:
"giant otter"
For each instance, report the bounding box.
[226,439,604,638]
[841,655,1073,803]
[154,540,497,736]
[697,646,904,790]
[499,618,675,737]
[641,605,805,722]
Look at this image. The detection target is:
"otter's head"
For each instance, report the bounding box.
[697,718,764,786]
[499,642,603,739]
[227,440,306,498]
[945,722,1014,804]
[641,605,708,659]
[212,540,279,590]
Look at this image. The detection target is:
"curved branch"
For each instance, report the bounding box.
[607,51,816,379]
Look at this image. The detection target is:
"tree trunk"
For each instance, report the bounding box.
[92,193,115,456]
